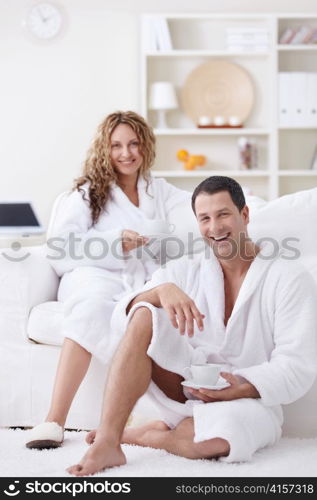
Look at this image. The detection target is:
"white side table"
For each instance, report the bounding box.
[0,234,46,263]
[0,234,46,249]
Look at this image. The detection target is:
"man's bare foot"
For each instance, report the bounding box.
[86,419,168,447]
[67,439,126,476]
[122,420,170,446]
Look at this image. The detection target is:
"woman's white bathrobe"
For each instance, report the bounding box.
[112,246,317,462]
[48,175,191,363]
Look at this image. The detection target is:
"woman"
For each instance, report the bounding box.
[25,111,191,449]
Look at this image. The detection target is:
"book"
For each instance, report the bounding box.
[142,15,158,51]
[226,28,269,51]
[308,29,317,44]
[279,28,296,44]
[310,144,317,170]
[290,25,314,44]
[155,16,172,51]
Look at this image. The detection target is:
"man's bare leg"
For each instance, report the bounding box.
[46,338,92,427]
[67,307,155,476]
[85,360,186,445]
[123,417,230,460]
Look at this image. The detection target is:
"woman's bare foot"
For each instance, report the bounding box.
[67,438,126,476]
[122,420,170,446]
[86,429,96,445]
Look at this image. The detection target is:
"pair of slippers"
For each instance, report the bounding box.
[25,422,64,449]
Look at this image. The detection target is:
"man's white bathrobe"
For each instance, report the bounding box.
[112,245,317,462]
[48,175,191,363]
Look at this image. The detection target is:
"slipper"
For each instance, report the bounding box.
[25,422,64,449]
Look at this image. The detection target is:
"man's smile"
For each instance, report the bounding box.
[209,232,231,242]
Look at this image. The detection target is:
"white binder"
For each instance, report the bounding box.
[306,73,317,126]
[278,73,291,126]
[290,72,307,126]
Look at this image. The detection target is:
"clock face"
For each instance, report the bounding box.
[26,2,63,40]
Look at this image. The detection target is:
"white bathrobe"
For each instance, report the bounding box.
[112,245,317,462]
[48,175,191,363]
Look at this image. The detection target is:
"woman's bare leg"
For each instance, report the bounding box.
[46,338,92,427]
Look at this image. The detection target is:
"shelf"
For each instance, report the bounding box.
[162,13,272,20]
[279,126,317,130]
[278,45,317,51]
[152,170,269,178]
[278,170,317,176]
[145,50,269,58]
[142,13,317,200]
[154,128,270,136]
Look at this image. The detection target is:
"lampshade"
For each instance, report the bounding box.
[149,81,178,110]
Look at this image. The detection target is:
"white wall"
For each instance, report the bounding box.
[1,0,316,227]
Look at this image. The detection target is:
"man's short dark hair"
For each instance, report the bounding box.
[191,176,246,214]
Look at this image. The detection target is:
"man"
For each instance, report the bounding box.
[67,176,317,476]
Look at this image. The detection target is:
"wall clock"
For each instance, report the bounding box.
[24,2,65,41]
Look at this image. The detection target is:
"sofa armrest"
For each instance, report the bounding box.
[0,244,59,343]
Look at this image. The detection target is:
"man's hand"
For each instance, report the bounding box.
[185,372,260,402]
[157,283,205,337]
[122,230,148,253]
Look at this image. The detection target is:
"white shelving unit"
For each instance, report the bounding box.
[140,12,317,200]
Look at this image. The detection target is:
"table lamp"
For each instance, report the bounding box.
[149,81,178,128]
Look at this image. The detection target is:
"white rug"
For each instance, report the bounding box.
[1,429,317,477]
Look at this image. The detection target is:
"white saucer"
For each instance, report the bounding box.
[181,379,230,390]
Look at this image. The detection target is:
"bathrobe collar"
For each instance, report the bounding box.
[200,242,283,331]
[111,174,156,219]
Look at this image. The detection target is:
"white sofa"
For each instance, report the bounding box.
[1,187,317,436]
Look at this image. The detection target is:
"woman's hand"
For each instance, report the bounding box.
[157,283,205,337]
[122,230,149,253]
[185,372,260,402]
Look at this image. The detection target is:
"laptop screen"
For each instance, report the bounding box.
[0,203,40,227]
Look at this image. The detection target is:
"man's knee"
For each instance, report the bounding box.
[126,306,153,339]
[174,419,230,459]
[129,306,153,322]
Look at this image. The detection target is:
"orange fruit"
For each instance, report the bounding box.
[184,158,197,170]
[177,149,189,161]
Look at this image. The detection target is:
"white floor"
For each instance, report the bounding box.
[1,428,317,477]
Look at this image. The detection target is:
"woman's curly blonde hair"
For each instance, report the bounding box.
[74,111,156,224]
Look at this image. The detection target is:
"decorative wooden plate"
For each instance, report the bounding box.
[181,60,254,125]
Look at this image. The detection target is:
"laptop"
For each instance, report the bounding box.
[0,202,44,235]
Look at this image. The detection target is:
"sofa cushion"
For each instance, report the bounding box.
[27,301,64,347]
[247,187,317,259]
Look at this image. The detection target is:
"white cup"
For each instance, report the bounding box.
[213,115,225,126]
[198,115,212,126]
[142,219,175,235]
[184,363,222,386]
[228,115,242,127]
